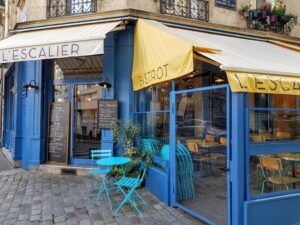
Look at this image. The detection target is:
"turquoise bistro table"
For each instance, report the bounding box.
[96,156,131,209]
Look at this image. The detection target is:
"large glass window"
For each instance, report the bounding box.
[52,56,103,80]
[134,82,171,160]
[249,93,300,196]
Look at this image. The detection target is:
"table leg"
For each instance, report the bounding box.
[292,162,296,189]
[96,174,113,209]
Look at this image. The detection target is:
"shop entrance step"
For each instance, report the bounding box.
[29,164,97,176]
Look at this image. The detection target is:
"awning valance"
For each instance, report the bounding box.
[0,21,120,63]
[132,19,300,95]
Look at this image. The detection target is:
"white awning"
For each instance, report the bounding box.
[173,28,300,77]
[0,21,120,63]
[170,27,300,95]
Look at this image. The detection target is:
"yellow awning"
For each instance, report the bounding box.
[227,71,300,95]
[132,19,300,95]
[131,19,220,91]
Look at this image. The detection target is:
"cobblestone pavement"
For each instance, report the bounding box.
[0,169,206,225]
[0,151,12,172]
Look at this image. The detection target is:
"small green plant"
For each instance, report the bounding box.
[284,13,298,34]
[238,5,250,17]
[112,119,141,155]
[108,147,153,178]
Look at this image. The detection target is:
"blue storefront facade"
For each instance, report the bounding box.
[2,18,300,225]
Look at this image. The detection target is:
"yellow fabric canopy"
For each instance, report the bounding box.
[131,19,220,91]
[227,71,300,96]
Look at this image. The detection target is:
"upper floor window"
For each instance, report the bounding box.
[48,0,97,18]
[160,0,209,22]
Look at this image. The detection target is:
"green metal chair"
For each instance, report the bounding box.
[87,149,112,191]
[114,162,148,216]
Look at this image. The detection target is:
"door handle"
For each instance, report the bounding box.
[219,167,230,172]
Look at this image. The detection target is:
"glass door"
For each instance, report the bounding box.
[171,85,231,225]
[73,84,103,160]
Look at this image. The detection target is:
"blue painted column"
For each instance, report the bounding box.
[18,60,43,169]
[231,92,247,225]
[101,32,116,151]
[101,26,134,155]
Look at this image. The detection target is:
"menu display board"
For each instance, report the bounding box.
[47,102,70,164]
[98,100,118,129]
[215,0,236,8]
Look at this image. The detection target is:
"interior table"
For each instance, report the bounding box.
[278,153,300,189]
[96,156,131,209]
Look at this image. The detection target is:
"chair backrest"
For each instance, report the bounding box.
[186,142,198,153]
[141,139,161,155]
[220,137,227,145]
[251,135,264,142]
[134,161,147,187]
[90,149,112,160]
[276,131,291,140]
[205,135,215,142]
[259,156,283,178]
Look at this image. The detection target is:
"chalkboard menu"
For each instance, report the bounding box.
[47,102,70,164]
[98,100,118,129]
[216,0,236,8]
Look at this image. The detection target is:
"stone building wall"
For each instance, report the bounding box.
[7,0,300,38]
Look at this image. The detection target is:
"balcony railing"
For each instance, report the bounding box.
[160,0,209,22]
[47,0,97,18]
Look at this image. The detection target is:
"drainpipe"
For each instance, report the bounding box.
[0,64,3,147]
[4,0,8,38]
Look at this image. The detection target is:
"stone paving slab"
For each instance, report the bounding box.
[0,169,206,225]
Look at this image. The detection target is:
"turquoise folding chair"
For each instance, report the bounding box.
[114,162,148,216]
[87,149,112,191]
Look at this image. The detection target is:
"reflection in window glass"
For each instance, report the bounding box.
[136,112,170,156]
[249,93,300,109]
[175,59,227,91]
[73,84,103,159]
[52,55,103,80]
[250,154,300,196]
[176,88,228,225]
[135,82,171,112]
[53,85,69,102]
[250,110,300,142]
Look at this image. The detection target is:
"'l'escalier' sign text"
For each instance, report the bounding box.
[0,43,80,63]
[227,72,300,96]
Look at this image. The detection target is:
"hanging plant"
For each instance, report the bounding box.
[284,13,298,34]
[238,5,251,18]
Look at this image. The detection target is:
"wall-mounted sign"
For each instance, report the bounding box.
[227,72,300,96]
[47,102,70,164]
[216,0,236,8]
[98,100,118,129]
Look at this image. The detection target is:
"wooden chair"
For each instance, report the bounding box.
[205,135,215,142]
[220,137,227,145]
[186,142,198,153]
[251,135,264,142]
[259,156,300,193]
[276,131,291,140]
